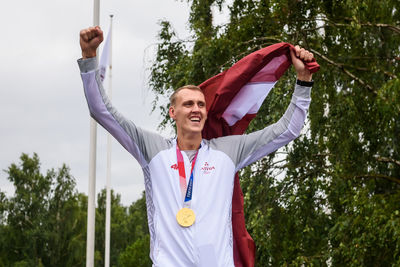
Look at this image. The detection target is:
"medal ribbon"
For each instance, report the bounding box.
[176,143,199,207]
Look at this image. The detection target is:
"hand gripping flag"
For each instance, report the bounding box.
[199,42,320,267]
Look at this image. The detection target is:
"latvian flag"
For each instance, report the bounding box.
[199,42,320,267]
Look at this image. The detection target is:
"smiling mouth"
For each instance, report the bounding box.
[190,117,201,122]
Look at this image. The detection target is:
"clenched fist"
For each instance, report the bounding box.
[80,26,104,59]
[290,45,314,81]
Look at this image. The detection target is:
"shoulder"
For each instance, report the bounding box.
[203,135,245,159]
[203,135,243,149]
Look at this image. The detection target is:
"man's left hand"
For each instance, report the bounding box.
[290,45,314,81]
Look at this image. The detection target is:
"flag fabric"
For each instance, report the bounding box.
[99,26,112,82]
[199,42,320,267]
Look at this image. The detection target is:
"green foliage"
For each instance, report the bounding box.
[94,190,150,266]
[0,154,152,266]
[126,191,150,242]
[149,0,400,265]
[0,153,87,266]
[118,191,151,266]
[95,189,129,266]
[119,235,151,267]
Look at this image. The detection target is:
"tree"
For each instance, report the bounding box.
[119,235,151,267]
[149,0,400,265]
[119,191,151,266]
[0,155,153,266]
[0,153,86,266]
[0,191,9,266]
[94,189,151,266]
[95,189,129,266]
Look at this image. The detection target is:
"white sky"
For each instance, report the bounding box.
[0,0,230,206]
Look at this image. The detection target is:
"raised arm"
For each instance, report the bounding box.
[78,27,168,168]
[211,46,315,171]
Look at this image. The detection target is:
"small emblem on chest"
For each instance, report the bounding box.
[171,163,178,170]
[201,162,215,174]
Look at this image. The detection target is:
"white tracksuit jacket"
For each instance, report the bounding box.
[78,57,312,267]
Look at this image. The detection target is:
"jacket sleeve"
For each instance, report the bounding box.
[78,57,168,168]
[210,83,311,172]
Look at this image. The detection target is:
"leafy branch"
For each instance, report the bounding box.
[350,173,400,185]
[374,156,400,167]
[313,17,400,35]
[308,48,377,94]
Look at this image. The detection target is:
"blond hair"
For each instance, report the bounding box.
[169,85,204,106]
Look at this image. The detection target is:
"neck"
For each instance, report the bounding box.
[177,132,202,150]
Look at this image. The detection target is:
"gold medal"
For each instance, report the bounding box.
[176,207,196,227]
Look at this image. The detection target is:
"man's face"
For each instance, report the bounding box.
[169,89,207,136]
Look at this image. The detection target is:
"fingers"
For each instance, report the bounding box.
[79,26,104,58]
[291,45,313,81]
[80,26,103,43]
[294,45,314,62]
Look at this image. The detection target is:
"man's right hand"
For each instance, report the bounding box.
[79,26,104,59]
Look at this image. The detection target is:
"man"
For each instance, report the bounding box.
[78,26,314,267]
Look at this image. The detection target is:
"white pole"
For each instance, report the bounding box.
[86,1,100,267]
[104,14,113,267]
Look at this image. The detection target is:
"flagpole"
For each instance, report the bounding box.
[86,0,100,266]
[104,14,113,267]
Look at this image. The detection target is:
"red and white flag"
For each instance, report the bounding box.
[199,42,320,267]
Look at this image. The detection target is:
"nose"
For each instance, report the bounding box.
[192,104,200,112]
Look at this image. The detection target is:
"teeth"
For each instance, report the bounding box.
[190,118,200,122]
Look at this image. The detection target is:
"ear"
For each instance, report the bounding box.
[169,105,176,120]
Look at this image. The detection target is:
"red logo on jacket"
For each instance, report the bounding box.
[201,162,215,174]
[171,163,178,170]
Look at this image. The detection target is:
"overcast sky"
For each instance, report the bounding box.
[0,1,230,206]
